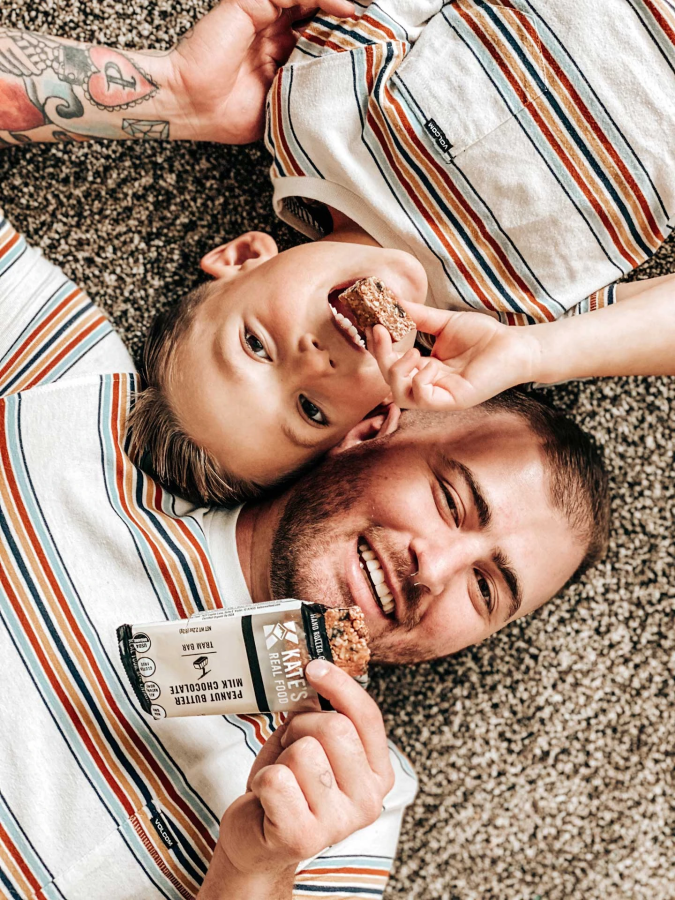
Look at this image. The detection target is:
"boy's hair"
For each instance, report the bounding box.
[128,283,265,507]
[482,390,610,584]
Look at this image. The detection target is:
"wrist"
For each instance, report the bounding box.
[198,842,297,900]
[123,49,203,142]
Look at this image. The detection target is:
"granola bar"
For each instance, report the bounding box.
[324,606,370,679]
[339,277,415,342]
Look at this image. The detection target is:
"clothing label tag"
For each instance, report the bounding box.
[148,805,177,850]
[424,118,452,155]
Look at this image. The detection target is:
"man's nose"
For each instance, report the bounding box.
[296,333,335,377]
[410,534,478,597]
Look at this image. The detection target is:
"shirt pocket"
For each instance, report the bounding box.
[391,0,548,158]
[52,799,210,899]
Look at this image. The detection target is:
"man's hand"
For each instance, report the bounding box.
[369,301,540,411]
[198,660,394,899]
[169,0,355,144]
[0,0,353,147]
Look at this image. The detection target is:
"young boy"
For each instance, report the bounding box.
[132,0,675,504]
[3,0,675,506]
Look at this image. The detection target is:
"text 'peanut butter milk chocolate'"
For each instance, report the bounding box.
[118,600,369,720]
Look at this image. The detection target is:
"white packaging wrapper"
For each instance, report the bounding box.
[117,599,370,720]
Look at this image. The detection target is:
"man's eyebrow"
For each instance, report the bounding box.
[442,456,491,529]
[441,455,523,619]
[493,548,523,621]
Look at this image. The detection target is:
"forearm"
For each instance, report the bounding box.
[197,844,296,900]
[531,274,675,383]
[0,28,194,146]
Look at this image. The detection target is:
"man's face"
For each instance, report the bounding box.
[270,410,584,664]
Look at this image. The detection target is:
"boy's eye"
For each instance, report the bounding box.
[245,330,271,360]
[299,394,328,426]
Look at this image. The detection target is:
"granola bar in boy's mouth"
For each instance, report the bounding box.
[339,277,415,343]
[325,606,370,679]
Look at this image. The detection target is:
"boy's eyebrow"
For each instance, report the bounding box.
[281,421,325,449]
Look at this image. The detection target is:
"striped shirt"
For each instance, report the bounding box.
[266,0,675,323]
[0,214,417,899]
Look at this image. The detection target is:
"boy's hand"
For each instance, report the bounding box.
[170,0,354,144]
[212,660,394,883]
[370,301,540,411]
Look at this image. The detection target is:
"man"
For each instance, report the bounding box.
[0,203,608,899]
[0,7,609,900]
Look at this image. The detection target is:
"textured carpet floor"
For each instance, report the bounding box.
[2,2,674,898]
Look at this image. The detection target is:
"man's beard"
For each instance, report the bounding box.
[270,442,427,664]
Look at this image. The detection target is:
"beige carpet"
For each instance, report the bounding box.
[2,1,674,897]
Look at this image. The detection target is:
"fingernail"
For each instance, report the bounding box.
[306,659,330,679]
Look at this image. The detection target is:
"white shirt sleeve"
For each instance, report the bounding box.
[293,741,418,898]
[0,211,134,397]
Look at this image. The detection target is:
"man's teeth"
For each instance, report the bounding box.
[330,304,366,349]
[358,541,395,615]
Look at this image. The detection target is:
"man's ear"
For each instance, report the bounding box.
[200,232,278,280]
[329,403,401,455]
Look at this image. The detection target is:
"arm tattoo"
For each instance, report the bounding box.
[0,28,169,144]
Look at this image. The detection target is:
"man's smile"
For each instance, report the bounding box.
[358,537,395,617]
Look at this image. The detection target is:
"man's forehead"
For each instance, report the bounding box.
[402,407,539,457]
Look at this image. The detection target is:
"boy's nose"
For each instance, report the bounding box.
[297,333,335,377]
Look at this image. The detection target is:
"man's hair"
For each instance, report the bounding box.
[128,283,265,507]
[481,390,610,584]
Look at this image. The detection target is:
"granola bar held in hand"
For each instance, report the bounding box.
[118,600,370,719]
[340,277,416,342]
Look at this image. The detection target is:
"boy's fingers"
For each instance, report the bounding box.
[396,299,459,337]
[386,348,421,406]
[304,661,393,785]
[368,323,395,369]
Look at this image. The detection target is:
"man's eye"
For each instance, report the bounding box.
[245,330,271,360]
[441,483,460,526]
[475,570,493,613]
[299,394,328,426]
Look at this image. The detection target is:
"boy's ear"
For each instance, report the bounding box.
[329,403,401,456]
[200,232,278,279]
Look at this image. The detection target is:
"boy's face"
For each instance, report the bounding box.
[169,237,428,484]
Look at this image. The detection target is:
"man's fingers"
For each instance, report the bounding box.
[281,711,371,797]
[246,716,292,789]
[275,736,338,814]
[249,764,318,855]
[304,661,394,787]
[268,0,354,17]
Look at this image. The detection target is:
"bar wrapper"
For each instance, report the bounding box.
[117,600,369,720]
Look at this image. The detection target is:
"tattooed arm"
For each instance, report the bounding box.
[0,0,354,146]
[0,30,179,145]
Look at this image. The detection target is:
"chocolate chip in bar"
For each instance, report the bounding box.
[339,277,415,343]
[324,606,370,679]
